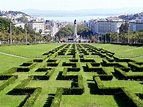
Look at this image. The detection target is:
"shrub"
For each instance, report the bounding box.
[86,63,92,68]
[122,88,142,107]
[63,88,84,95]
[17,67,30,72]
[0,75,12,80]
[16,76,33,88]
[0,75,18,91]
[35,68,51,72]
[99,75,113,80]
[23,87,42,107]
[20,63,32,66]
[47,62,58,67]
[33,59,43,62]
[128,62,143,72]
[93,76,104,89]
[78,75,84,89]
[67,68,80,72]
[62,62,76,67]
[1,67,17,74]
[91,62,100,67]
[69,59,78,62]
[114,67,127,80]
[51,88,63,107]
[115,63,130,72]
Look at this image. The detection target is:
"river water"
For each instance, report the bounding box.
[37,15,109,22]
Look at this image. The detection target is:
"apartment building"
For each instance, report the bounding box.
[89,19,122,34]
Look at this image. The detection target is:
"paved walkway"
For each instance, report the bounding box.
[0,52,29,59]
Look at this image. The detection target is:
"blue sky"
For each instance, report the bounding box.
[0,0,143,11]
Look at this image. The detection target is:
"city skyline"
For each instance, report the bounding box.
[0,0,143,12]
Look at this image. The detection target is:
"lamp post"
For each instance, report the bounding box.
[117,33,119,43]
[25,24,28,44]
[128,23,130,44]
[0,23,2,44]
[9,23,12,44]
[110,21,111,43]
[34,27,36,43]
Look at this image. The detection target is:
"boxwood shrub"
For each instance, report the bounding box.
[1,67,17,74]
[51,88,63,107]
[128,62,143,72]
[16,76,33,88]
[23,87,42,107]
[0,75,18,91]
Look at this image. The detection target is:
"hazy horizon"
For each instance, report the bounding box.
[0,0,143,13]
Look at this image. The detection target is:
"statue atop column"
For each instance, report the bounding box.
[74,19,76,24]
[73,19,78,38]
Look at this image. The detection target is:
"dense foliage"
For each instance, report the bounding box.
[0,18,43,43]
[100,31,143,44]
[55,25,93,41]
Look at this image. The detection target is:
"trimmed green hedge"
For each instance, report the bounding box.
[0,75,18,91]
[17,62,36,72]
[0,75,12,80]
[47,62,59,67]
[114,56,134,62]
[93,76,104,89]
[62,62,76,67]
[16,76,33,88]
[102,58,117,66]
[128,62,143,72]
[122,88,143,107]
[23,87,42,107]
[115,63,130,72]
[1,67,17,74]
[51,88,63,107]
[35,68,51,72]
[114,67,127,80]
[33,68,55,80]
[33,59,43,62]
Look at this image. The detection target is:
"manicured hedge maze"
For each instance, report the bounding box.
[0,44,143,107]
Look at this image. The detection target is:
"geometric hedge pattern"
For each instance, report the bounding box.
[0,44,143,107]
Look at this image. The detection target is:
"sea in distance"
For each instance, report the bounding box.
[37,15,110,22]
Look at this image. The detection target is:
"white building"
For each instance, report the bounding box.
[28,21,45,34]
[45,20,59,37]
[14,22,25,29]
[27,20,60,37]
[89,19,123,34]
[129,22,143,31]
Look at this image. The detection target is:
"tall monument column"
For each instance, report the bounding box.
[73,19,78,38]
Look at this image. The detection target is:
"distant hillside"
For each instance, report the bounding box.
[118,12,143,21]
[22,8,143,18]
[7,11,29,16]
[0,10,31,23]
[0,10,30,17]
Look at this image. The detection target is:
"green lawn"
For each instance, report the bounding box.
[0,54,28,73]
[0,43,60,58]
[91,44,143,61]
[0,43,143,107]
[0,43,62,72]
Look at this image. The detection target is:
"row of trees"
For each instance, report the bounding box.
[0,18,44,44]
[101,31,143,44]
[55,25,93,41]
[99,22,143,44]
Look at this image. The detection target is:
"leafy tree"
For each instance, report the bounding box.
[17,16,28,23]
[55,25,93,41]
[0,17,44,43]
[119,22,129,33]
